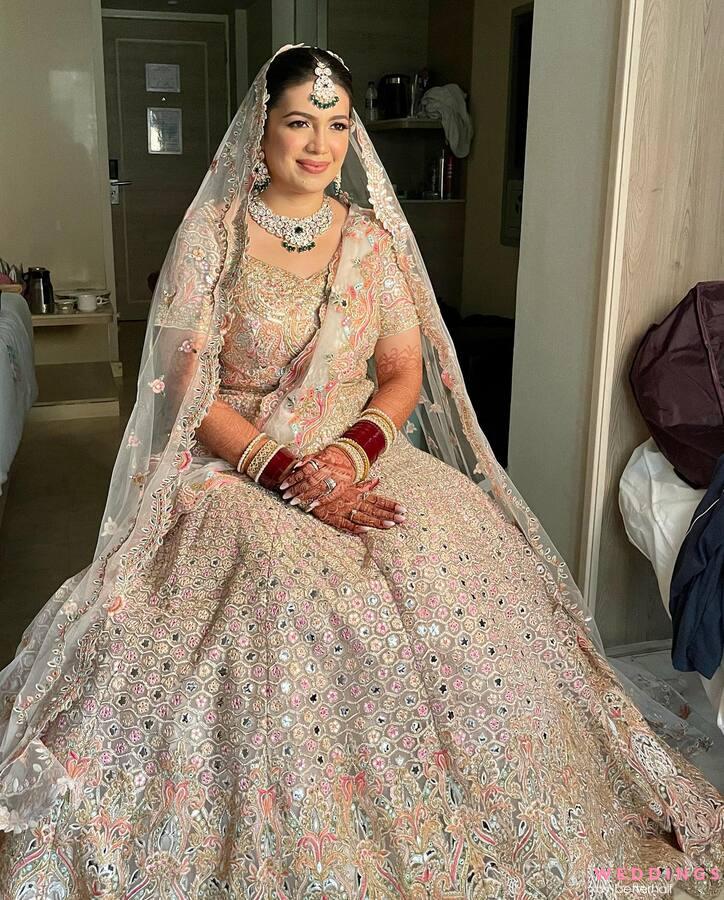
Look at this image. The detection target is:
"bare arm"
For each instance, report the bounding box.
[368,324,423,429]
[195,398,261,469]
[159,332,261,470]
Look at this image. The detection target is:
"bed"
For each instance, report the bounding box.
[0,291,37,503]
[619,438,724,732]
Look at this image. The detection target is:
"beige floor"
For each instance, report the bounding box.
[0,321,143,666]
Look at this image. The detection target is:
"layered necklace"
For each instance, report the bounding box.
[248,194,333,253]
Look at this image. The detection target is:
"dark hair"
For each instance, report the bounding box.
[265,47,353,112]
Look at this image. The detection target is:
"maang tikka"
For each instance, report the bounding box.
[309,57,339,109]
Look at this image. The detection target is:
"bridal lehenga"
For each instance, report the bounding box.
[1,44,723,899]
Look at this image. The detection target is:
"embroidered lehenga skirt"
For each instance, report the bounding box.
[1,224,723,899]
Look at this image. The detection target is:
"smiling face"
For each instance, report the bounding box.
[262,79,352,196]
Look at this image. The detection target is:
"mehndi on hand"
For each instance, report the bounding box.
[279,444,356,507]
[309,478,406,534]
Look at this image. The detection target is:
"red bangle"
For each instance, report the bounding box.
[343,419,386,466]
[258,446,296,491]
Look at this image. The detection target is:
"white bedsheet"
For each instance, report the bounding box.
[619,438,724,732]
[0,291,37,496]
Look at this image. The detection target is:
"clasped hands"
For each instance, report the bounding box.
[278,444,406,535]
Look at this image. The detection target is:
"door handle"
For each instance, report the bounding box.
[109,180,133,205]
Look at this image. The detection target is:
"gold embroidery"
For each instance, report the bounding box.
[197,213,418,463]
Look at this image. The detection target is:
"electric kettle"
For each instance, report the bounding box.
[24,267,55,314]
[378,74,411,119]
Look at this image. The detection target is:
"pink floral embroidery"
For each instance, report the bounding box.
[127,432,140,447]
[130,471,147,488]
[107,595,124,613]
[258,786,276,816]
[441,369,455,390]
[177,450,193,473]
[178,339,196,353]
[433,748,451,771]
[148,377,165,394]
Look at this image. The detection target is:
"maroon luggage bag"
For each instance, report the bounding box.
[629,280,724,488]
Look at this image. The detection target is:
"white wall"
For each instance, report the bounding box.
[507,0,621,574]
[0,0,117,362]
[0,0,112,292]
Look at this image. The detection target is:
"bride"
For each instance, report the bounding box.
[1,44,723,899]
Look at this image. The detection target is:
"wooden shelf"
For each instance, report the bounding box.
[33,361,117,404]
[29,361,119,421]
[366,117,443,131]
[32,309,113,327]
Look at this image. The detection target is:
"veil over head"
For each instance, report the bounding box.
[0,43,709,833]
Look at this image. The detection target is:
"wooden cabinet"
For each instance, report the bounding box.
[365,116,467,307]
[326,0,474,307]
[30,308,119,420]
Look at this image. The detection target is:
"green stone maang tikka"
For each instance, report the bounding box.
[309,59,339,109]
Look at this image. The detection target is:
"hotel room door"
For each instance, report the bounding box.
[102,13,230,321]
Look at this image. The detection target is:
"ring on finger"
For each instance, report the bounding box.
[323,476,336,495]
[349,507,359,523]
[307,459,321,472]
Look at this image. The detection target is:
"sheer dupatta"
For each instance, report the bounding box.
[0,42,710,835]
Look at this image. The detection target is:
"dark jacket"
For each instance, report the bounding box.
[669,453,724,678]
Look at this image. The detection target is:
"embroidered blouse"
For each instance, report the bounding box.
[182,206,420,455]
[215,209,419,446]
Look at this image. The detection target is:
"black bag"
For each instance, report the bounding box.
[629,281,724,488]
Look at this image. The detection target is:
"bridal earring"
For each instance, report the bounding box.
[252,152,271,193]
[333,172,342,196]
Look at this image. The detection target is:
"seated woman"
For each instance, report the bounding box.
[1,44,723,899]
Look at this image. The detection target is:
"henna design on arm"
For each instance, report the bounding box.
[370,327,423,428]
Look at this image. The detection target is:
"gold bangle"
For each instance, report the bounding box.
[363,406,397,436]
[246,437,281,483]
[237,432,268,474]
[330,440,366,482]
[334,437,370,481]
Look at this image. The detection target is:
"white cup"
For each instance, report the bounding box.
[76,293,106,312]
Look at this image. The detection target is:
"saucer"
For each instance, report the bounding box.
[56,288,111,300]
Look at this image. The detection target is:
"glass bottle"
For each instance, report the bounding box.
[364,81,379,124]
